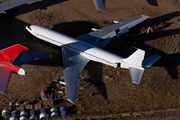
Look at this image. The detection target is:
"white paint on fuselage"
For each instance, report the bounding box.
[26,25,130,68]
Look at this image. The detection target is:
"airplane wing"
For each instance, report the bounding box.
[0,67,12,95]
[62,47,89,104]
[13,51,50,65]
[0,0,40,14]
[93,0,106,11]
[76,15,149,48]
[0,44,28,63]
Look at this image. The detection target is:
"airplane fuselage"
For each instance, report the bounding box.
[26,25,131,68]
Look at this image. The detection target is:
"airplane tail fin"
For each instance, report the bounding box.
[124,49,145,67]
[123,49,161,84]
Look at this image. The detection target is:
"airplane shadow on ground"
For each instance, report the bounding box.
[83,62,108,99]
[106,11,180,79]
[0,0,69,67]
[111,29,180,79]
[0,0,68,47]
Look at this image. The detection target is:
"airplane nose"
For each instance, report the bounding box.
[28,26,32,30]
[26,26,31,31]
[18,68,27,75]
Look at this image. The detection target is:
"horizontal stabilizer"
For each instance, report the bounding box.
[14,51,50,65]
[129,67,144,84]
[142,55,161,69]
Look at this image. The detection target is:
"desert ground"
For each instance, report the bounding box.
[0,0,180,119]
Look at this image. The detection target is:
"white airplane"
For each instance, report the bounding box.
[26,15,161,104]
[0,0,40,14]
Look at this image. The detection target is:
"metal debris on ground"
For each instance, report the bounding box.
[1,109,10,117]
[15,101,20,106]
[59,89,63,94]
[45,94,52,100]
[54,94,60,100]
[15,106,24,111]
[23,101,29,105]
[20,111,28,117]
[51,112,59,117]
[11,111,19,117]
[9,101,13,106]
[147,26,151,33]
[41,95,47,101]
[54,76,60,82]
[29,115,38,120]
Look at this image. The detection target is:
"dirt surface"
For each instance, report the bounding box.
[0,0,180,119]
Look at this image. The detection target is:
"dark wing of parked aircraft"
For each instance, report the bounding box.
[0,0,40,14]
[93,0,106,11]
[63,15,151,103]
[14,51,50,65]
